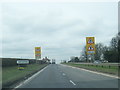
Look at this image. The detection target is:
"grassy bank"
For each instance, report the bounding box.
[62,63,119,76]
[2,64,48,87]
[0,69,2,89]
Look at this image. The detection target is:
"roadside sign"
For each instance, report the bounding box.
[17,60,29,70]
[17,60,29,64]
[18,67,24,70]
[86,37,95,54]
[86,37,95,44]
[35,47,41,60]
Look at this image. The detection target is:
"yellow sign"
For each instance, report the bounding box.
[86,37,95,54]
[35,47,41,54]
[18,67,24,70]
[35,47,41,59]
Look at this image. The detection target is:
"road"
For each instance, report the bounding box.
[16,64,118,88]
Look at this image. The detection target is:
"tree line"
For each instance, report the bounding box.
[69,32,120,63]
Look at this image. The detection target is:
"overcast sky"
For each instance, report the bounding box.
[1,1,118,63]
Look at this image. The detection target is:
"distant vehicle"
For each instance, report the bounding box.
[93,60,102,64]
[102,60,108,63]
[52,59,56,64]
[52,62,55,64]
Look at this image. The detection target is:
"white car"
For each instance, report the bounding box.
[93,60,102,64]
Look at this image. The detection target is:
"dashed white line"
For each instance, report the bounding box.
[70,80,76,85]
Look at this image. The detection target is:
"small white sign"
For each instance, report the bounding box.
[17,60,29,64]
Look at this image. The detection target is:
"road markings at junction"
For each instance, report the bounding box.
[70,80,76,85]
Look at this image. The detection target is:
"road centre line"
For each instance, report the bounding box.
[60,64,119,79]
[70,80,76,85]
[14,65,49,89]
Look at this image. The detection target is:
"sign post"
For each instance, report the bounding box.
[35,47,41,60]
[86,37,95,62]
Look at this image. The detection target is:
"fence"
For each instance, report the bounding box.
[74,62,119,69]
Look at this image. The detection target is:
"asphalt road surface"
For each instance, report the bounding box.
[17,64,118,88]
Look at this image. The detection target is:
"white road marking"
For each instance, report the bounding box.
[79,68,119,79]
[62,73,66,76]
[70,80,76,85]
[60,64,119,79]
[14,65,49,89]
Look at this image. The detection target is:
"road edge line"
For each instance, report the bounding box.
[60,64,119,79]
[14,65,49,89]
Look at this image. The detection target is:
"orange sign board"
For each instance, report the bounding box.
[86,37,95,54]
[35,47,41,59]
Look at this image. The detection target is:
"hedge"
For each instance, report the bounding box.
[1,58,44,67]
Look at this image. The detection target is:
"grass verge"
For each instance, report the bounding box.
[62,63,119,76]
[2,64,48,88]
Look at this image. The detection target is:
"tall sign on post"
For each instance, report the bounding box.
[86,37,95,54]
[35,47,41,60]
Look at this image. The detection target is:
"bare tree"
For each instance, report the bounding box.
[94,43,104,61]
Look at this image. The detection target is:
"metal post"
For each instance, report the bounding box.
[92,54,95,63]
[86,55,88,62]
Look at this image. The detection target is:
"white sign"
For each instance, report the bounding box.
[17,60,29,64]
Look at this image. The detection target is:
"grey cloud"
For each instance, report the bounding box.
[1,2,118,62]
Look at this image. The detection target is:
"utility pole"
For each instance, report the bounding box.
[85,51,88,63]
